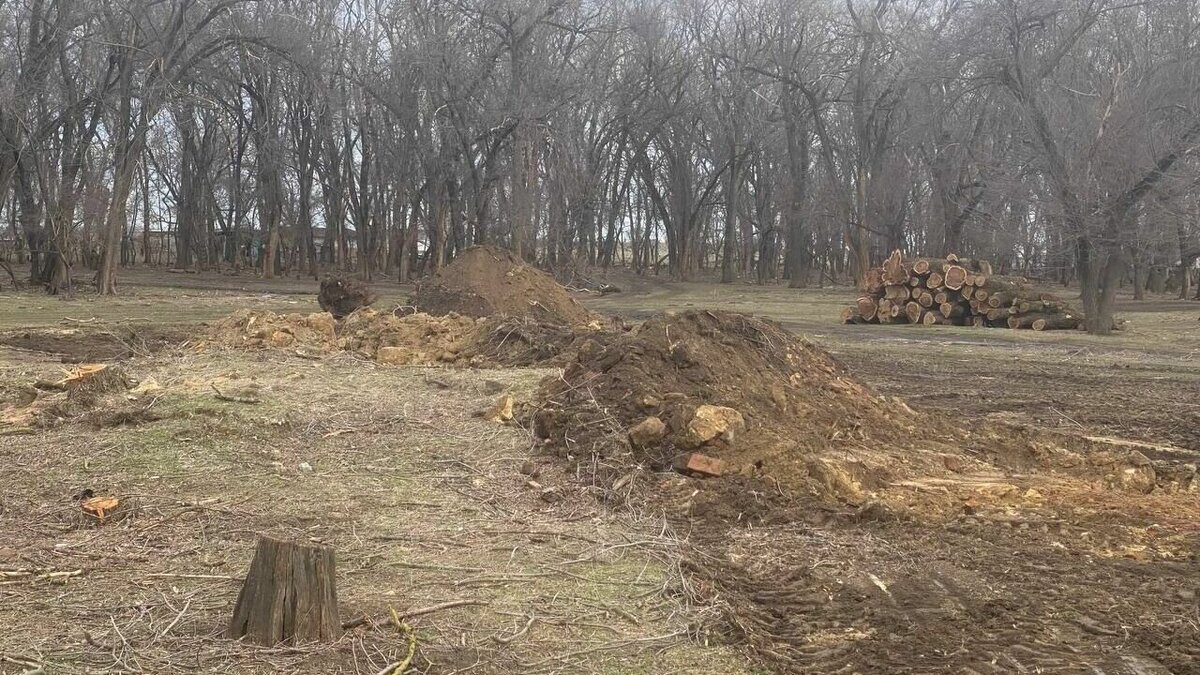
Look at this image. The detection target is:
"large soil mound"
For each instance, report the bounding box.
[413,245,594,325]
[533,310,962,512]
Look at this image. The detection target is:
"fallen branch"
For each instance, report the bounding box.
[492,615,536,645]
[341,599,489,630]
[146,572,241,581]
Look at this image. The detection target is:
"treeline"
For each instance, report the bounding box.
[1,0,1199,332]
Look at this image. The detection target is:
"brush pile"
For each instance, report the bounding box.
[841,251,1082,331]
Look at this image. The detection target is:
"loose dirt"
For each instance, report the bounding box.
[413,245,595,325]
[204,308,482,365]
[204,305,617,368]
[4,274,1198,675]
[533,310,965,516]
[524,307,1200,673]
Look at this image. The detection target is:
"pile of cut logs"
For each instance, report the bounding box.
[841,251,1083,330]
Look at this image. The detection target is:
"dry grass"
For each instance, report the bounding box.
[0,345,753,674]
[2,270,1198,674]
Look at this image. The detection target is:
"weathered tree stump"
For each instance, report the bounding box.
[227,536,341,645]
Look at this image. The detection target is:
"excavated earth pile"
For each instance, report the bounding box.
[533,310,964,513]
[204,308,482,365]
[204,307,611,368]
[207,248,610,366]
[413,245,596,325]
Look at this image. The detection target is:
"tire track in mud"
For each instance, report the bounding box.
[691,519,1199,674]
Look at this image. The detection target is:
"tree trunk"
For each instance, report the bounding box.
[227,536,340,646]
[783,96,811,288]
[721,141,738,284]
[1131,254,1146,301]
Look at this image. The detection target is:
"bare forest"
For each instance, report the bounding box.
[4,2,1200,672]
[3,0,1200,334]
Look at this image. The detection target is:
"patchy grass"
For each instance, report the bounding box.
[1,269,1197,674]
[0,343,754,674]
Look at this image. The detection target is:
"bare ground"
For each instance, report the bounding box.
[2,271,1199,674]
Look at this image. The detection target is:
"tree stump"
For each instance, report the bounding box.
[227,536,341,645]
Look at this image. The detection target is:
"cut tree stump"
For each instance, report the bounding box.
[227,536,341,645]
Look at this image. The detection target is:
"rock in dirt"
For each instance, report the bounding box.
[628,416,668,449]
[941,454,965,473]
[318,275,377,319]
[485,394,514,423]
[673,452,726,478]
[375,346,411,365]
[1095,450,1157,494]
[413,245,594,326]
[679,405,745,449]
[128,377,162,397]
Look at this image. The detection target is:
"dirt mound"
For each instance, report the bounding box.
[205,308,485,366]
[318,275,377,319]
[533,310,960,511]
[207,309,339,351]
[413,245,594,325]
[337,308,480,364]
[467,317,618,367]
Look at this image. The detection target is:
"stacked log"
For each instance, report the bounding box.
[842,250,1083,331]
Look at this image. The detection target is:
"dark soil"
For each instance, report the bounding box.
[532,310,961,511]
[526,308,1200,675]
[692,513,1199,674]
[0,325,188,362]
[413,245,595,325]
[467,316,619,367]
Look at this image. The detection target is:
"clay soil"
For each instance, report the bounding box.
[413,246,595,325]
[0,271,1197,674]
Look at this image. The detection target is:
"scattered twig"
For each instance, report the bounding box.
[1,654,44,673]
[491,615,536,645]
[146,573,241,581]
[0,568,82,584]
